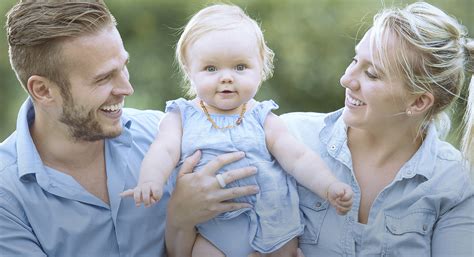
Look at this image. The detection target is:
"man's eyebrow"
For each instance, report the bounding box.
[93,52,130,81]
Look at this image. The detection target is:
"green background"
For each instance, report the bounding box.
[0,0,472,145]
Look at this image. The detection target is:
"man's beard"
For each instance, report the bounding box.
[59,99,121,142]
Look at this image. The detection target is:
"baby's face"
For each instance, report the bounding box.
[185,25,263,114]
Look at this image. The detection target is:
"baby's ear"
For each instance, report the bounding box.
[408,92,434,116]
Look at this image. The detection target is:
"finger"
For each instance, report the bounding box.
[297,248,305,257]
[336,206,351,215]
[201,152,245,176]
[220,166,257,186]
[178,150,202,177]
[247,252,262,257]
[336,198,353,208]
[151,186,162,202]
[215,202,253,214]
[143,187,151,206]
[120,189,134,198]
[133,188,143,206]
[341,188,354,201]
[218,185,259,202]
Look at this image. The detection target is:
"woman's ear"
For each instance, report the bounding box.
[408,92,434,116]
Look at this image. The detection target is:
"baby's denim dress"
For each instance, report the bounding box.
[166,98,303,255]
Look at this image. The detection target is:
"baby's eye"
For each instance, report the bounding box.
[235,64,246,71]
[205,66,217,72]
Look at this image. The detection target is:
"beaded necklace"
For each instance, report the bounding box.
[199,100,246,129]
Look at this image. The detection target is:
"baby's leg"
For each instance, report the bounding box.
[266,238,298,257]
[192,234,225,257]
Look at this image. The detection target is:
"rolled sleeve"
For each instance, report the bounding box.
[0,190,46,257]
[432,193,474,257]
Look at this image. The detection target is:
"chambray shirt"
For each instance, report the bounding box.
[0,99,168,257]
[282,110,474,257]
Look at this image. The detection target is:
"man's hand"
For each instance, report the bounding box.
[165,150,260,257]
[168,150,259,228]
[247,248,306,257]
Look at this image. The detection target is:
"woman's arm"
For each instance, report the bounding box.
[431,193,474,257]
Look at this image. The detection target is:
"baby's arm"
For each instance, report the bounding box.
[121,110,182,207]
[264,113,353,215]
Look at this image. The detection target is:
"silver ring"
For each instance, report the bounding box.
[216,174,226,188]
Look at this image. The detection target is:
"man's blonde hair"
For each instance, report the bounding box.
[6,0,116,98]
[175,4,274,96]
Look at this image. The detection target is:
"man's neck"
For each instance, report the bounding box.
[30,116,105,173]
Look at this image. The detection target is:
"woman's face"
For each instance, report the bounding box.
[339,29,412,132]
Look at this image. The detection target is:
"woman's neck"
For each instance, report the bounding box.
[347,126,423,168]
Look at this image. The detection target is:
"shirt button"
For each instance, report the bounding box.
[315,202,322,208]
[422,224,428,231]
[330,145,336,151]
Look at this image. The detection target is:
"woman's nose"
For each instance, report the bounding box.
[340,67,359,90]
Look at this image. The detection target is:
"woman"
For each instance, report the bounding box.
[282,2,473,256]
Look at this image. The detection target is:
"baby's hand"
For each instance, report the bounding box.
[326,182,353,215]
[120,181,164,207]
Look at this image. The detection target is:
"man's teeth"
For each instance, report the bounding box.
[347,95,366,106]
[101,102,123,112]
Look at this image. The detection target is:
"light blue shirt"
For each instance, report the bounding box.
[0,99,168,257]
[282,109,474,257]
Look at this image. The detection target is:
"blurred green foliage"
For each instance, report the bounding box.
[0,0,472,145]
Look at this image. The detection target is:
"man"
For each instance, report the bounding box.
[0,1,257,256]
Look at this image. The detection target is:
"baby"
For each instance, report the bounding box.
[123,4,353,256]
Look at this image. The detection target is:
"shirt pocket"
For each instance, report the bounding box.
[297,185,329,244]
[384,210,436,256]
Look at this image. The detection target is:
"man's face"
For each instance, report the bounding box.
[57,26,133,141]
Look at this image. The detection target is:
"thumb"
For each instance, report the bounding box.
[178,150,201,177]
[297,248,305,257]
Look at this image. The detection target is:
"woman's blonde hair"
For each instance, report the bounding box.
[175,4,274,96]
[369,2,473,143]
[462,71,474,165]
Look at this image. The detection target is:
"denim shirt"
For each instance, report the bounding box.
[0,98,168,257]
[281,110,474,257]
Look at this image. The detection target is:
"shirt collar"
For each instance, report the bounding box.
[320,107,440,180]
[16,98,134,179]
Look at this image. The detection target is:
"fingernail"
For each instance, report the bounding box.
[252,186,260,193]
[251,167,257,173]
[238,151,245,157]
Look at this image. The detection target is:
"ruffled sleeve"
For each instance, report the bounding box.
[165,98,194,123]
[251,100,279,125]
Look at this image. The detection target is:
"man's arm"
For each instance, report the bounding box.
[0,191,47,256]
[165,151,260,257]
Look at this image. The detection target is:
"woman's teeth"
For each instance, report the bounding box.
[347,95,366,106]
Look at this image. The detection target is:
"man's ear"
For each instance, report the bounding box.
[408,92,435,116]
[26,75,57,104]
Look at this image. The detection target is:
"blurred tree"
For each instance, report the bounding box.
[0,0,472,145]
